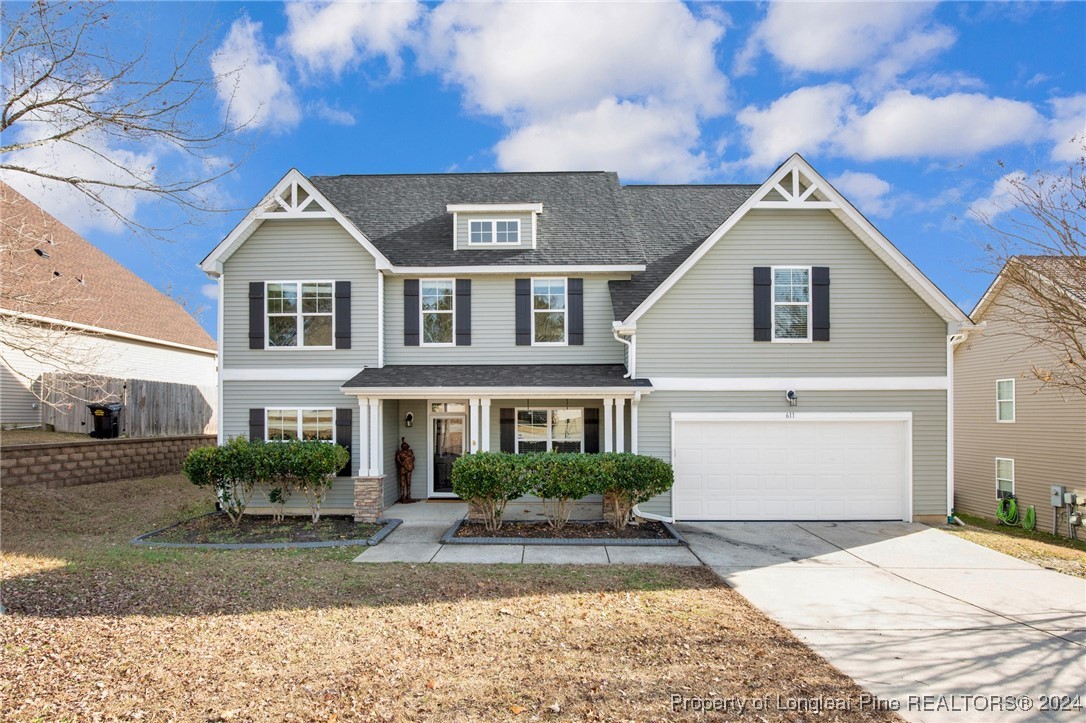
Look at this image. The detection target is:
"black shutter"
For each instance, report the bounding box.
[336,408,353,477]
[455,279,471,346]
[584,408,600,453]
[335,281,351,349]
[515,278,531,346]
[568,278,584,345]
[753,267,772,342]
[500,408,515,452]
[404,279,420,346]
[249,408,264,441]
[812,267,830,342]
[249,282,264,349]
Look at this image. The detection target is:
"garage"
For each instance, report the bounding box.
[671,413,911,521]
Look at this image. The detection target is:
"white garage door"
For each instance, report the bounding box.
[672,415,909,521]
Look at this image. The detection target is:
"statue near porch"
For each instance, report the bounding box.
[395,438,416,503]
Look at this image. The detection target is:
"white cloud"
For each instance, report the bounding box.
[284,1,422,78]
[739,1,951,81]
[969,171,1026,221]
[831,171,893,216]
[211,16,301,132]
[1047,94,1085,162]
[494,98,709,183]
[841,91,1045,160]
[736,84,853,167]
[201,283,219,301]
[310,99,357,126]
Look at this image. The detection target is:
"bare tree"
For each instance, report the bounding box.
[973,139,1086,396]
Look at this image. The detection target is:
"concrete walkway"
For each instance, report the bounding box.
[353,501,700,565]
[679,521,1086,722]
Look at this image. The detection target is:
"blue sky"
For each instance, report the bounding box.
[5,1,1084,338]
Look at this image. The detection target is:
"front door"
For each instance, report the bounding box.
[432,415,465,495]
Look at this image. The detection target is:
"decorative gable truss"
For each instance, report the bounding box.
[754,165,837,209]
[262,178,334,218]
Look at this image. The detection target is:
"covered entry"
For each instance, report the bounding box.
[671,413,911,522]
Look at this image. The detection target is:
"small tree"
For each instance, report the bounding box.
[255,441,292,523]
[284,441,349,524]
[598,453,675,530]
[451,452,529,531]
[528,454,597,531]
[181,438,258,524]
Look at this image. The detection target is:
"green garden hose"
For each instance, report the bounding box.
[996,496,1019,526]
[1022,505,1037,531]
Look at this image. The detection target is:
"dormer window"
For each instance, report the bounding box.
[447,202,542,250]
[469,219,520,245]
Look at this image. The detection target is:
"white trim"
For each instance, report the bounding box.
[995,457,1015,498]
[264,407,336,443]
[0,309,218,356]
[263,280,335,350]
[465,218,522,246]
[622,154,971,326]
[650,376,948,391]
[670,411,913,523]
[368,398,380,477]
[996,378,1016,423]
[216,275,225,444]
[357,397,370,476]
[531,277,568,346]
[428,402,468,498]
[340,387,647,399]
[201,169,392,272]
[384,265,643,276]
[377,270,384,368]
[513,406,585,454]
[223,368,359,382]
[771,265,813,343]
[446,203,543,214]
[419,278,456,346]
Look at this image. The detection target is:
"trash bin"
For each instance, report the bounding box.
[87,403,123,438]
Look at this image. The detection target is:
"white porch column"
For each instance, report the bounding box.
[368,398,380,477]
[377,399,385,475]
[615,397,626,453]
[480,399,492,452]
[357,397,370,476]
[469,398,480,454]
[603,397,614,453]
[630,393,640,454]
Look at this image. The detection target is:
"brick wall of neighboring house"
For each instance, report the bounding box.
[1,435,216,488]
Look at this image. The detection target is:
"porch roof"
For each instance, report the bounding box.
[341,364,650,396]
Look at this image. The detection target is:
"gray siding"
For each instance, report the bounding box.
[454,212,534,250]
[954,300,1086,532]
[222,219,379,368]
[635,390,948,518]
[636,210,947,377]
[385,275,624,364]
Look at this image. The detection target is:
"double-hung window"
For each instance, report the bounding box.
[996,379,1015,422]
[772,267,811,341]
[469,219,519,244]
[996,458,1014,499]
[266,408,335,442]
[267,281,333,348]
[532,277,566,344]
[421,279,455,345]
[515,408,583,453]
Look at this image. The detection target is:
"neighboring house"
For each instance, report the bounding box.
[954,258,1085,533]
[0,181,218,430]
[201,154,973,522]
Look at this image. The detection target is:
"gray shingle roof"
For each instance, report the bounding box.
[311,172,645,267]
[342,364,651,389]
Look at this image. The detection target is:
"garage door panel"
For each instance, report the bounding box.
[673,418,908,521]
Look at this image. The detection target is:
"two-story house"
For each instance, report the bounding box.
[200,155,974,524]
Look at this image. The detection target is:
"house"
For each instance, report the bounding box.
[200,154,974,523]
[0,181,218,432]
[954,257,1085,533]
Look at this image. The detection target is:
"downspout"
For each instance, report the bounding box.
[612,327,635,378]
[946,326,973,525]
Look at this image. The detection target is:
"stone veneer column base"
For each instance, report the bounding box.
[354,476,384,522]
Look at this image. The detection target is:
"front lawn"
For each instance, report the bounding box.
[1,476,898,721]
[940,513,1086,579]
[143,512,384,545]
[0,427,96,446]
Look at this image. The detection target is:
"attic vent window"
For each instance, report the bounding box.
[35,248,49,258]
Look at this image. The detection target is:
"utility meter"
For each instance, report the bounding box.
[1050,485,1066,507]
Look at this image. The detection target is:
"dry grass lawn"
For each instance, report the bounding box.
[0,427,95,446]
[941,513,1086,579]
[1,476,898,722]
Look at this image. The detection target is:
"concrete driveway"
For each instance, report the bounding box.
[679,522,1086,722]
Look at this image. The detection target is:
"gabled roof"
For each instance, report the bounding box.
[971,255,1086,320]
[0,181,216,353]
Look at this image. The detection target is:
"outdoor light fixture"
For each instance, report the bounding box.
[405,412,414,428]
[786,390,798,406]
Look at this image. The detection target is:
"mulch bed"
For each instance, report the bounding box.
[456,520,673,540]
[145,514,383,544]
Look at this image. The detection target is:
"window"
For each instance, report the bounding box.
[515,408,584,453]
[421,279,455,345]
[772,267,811,341]
[267,281,333,348]
[266,408,335,442]
[996,379,1015,422]
[996,458,1014,499]
[468,219,519,245]
[532,277,566,344]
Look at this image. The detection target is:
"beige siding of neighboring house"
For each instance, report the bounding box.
[635,210,947,377]
[954,307,1086,533]
[454,211,534,251]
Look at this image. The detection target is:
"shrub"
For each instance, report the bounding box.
[451,452,530,531]
[182,437,259,524]
[597,453,674,530]
[524,453,599,530]
[280,440,349,523]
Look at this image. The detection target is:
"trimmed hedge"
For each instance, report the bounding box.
[451,452,673,530]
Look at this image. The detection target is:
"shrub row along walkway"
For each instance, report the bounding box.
[353,502,701,565]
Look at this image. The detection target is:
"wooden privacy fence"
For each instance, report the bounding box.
[40,373,216,437]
